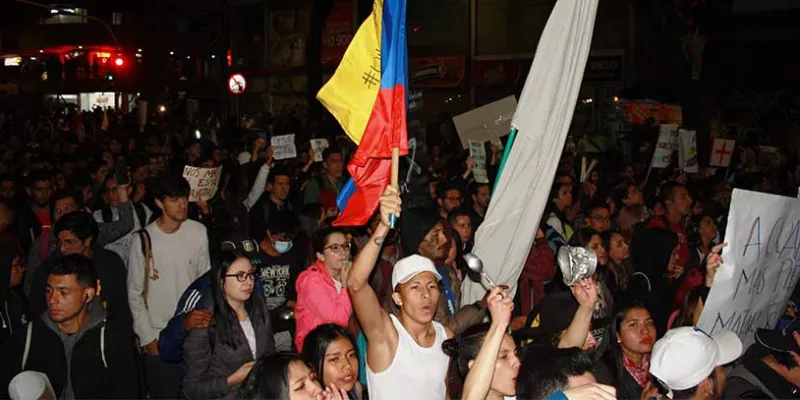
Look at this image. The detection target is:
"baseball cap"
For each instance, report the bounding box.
[512,291,611,340]
[220,233,266,266]
[391,255,442,290]
[755,318,800,353]
[650,327,742,397]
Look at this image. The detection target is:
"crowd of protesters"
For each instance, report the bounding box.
[0,105,798,400]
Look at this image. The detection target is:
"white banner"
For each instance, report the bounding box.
[678,129,699,173]
[310,138,330,162]
[462,0,599,304]
[453,96,516,148]
[271,134,297,160]
[651,124,678,168]
[182,166,222,202]
[698,189,800,349]
[468,140,489,184]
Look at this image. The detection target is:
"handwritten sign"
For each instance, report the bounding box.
[678,129,699,173]
[698,189,800,349]
[310,139,329,162]
[651,124,678,168]
[453,96,516,148]
[468,140,490,184]
[182,166,222,202]
[710,138,736,167]
[271,134,297,160]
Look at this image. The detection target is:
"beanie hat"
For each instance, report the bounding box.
[400,207,442,256]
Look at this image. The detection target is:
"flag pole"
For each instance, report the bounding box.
[492,128,518,196]
[389,147,400,228]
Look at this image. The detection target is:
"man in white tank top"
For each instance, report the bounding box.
[346,185,454,400]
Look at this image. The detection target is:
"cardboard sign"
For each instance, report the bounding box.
[468,140,489,184]
[651,124,678,168]
[678,129,699,173]
[310,139,329,162]
[697,189,800,349]
[182,166,222,202]
[453,96,516,148]
[271,134,297,160]
[710,138,736,167]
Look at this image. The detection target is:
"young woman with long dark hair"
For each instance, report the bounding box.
[237,352,348,400]
[301,324,364,399]
[182,250,275,399]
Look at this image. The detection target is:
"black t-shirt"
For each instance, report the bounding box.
[257,246,305,311]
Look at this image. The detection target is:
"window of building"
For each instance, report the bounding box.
[40,7,88,24]
[112,12,123,26]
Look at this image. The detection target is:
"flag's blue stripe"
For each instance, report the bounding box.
[336,178,357,212]
[379,0,407,90]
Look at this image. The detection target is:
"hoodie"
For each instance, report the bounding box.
[0,300,139,399]
[629,227,679,335]
[0,243,25,346]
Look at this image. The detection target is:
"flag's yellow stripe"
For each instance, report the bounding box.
[317,0,383,145]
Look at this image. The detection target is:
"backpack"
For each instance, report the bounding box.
[137,229,156,308]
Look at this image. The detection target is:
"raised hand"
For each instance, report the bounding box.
[378,185,402,228]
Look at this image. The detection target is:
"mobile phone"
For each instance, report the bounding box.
[115,159,130,186]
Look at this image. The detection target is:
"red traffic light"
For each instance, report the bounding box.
[114,57,124,67]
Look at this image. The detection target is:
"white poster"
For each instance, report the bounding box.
[651,124,678,168]
[710,138,736,167]
[182,166,222,202]
[453,96,517,148]
[271,134,297,160]
[678,129,699,173]
[468,140,489,184]
[310,138,329,162]
[697,189,800,349]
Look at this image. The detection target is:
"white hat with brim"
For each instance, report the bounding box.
[391,254,442,290]
[650,327,742,398]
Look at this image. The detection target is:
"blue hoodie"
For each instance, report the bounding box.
[157,271,264,362]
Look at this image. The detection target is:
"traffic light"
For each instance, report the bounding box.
[114,56,124,67]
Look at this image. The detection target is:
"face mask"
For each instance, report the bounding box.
[273,240,293,254]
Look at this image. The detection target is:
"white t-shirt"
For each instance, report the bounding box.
[240,318,257,360]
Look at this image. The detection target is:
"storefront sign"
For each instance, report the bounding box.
[409,56,465,88]
[321,0,355,65]
[584,51,624,83]
[471,60,525,87]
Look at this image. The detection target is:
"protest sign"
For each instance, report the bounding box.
[710,138,736,167]
[182,166,222,202]
[697,189,800,349]
[468,140,489,184]
[650,124,677,168]
[453,96,516,148]
[678,129,699,173]
[271,134,297,160]
[310,139,329,162]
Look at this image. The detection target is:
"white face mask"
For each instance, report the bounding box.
[273,240,293,254]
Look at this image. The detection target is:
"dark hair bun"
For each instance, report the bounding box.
[441,338,461,357]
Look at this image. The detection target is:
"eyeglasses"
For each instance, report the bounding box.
[221,239,258,253]
[225,271,257,282]
[324,243,351,254]
[445,197,463,202]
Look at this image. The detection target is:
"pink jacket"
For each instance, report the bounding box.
[294,260,353,351]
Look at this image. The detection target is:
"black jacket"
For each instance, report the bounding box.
[182,294,275,399]
[0,303,139,399]
[28,247,132,333]
[0,243,26,346]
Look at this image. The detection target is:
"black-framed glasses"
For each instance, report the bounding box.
[224,271,257,282]
[324,243,352,253]
[221,239,258,253]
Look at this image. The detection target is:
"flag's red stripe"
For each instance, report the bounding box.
[333,159,391,226]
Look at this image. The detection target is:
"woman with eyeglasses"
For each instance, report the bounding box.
[182,250,275,399]
[294,227,353,352]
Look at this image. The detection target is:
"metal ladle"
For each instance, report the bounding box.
[464,253,498,289]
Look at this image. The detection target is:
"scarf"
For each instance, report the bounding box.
[623,352,651,387]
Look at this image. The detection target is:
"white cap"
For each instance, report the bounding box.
[237,151,252,165]
[650,327,742,397]
[8,371,55,400]
[391,255,442,290]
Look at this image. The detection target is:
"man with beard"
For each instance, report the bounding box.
[128,174,210,399]
[468,182,491,229]
[400,207,486,335]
